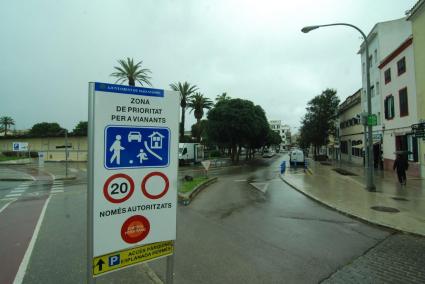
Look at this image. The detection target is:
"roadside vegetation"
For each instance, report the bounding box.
[298,88,340,157]
[179,176,209,194]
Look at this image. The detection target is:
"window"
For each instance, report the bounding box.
[374,49,377,63]
[407,135,418,162]
[384,68,391,84]
[362,62,365,74]
[376,82,379,96]
[384,95,394,119]
[396,134,418,162]
[341,141,348,154]
[399,88,408,117]
[397,57,406,75]
[370,85,375,97]
[351,140,363,157]
[368,55,373,68]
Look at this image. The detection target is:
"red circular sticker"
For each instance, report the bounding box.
[103,173,135,203]
[141,172,169,199]
[121,215,150,244]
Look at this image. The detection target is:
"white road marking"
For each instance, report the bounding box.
[51,190,64,194]
[69,168,78,173]
[51,187,63,190]
[0,200,14,214]
[13,196,52,284]
[5,193,22,198]
[249,182,270,193]
[10,189,25,193]
[234,179,247,182]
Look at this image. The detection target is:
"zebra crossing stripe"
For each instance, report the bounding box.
[11,189,25,193]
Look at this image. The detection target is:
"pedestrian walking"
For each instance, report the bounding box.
[393,154,409,185]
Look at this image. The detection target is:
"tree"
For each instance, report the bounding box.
[299,89,340,156]
[188,93,213,142]
[207,98,269,162]
[30,122,64,137]
[111,58,152,86]
[215,92,231,103]
[0,116,15,136]
[169,81,198,141]
[265,129,283,148]
[72,121,88,136]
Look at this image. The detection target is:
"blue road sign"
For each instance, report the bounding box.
[108,255,120,266]
[104,126,170,169]
[13,143,19,151]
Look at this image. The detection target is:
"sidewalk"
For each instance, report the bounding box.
[281,159,425,236]
[0,162,78,181]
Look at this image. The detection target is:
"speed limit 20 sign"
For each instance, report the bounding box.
[88,83,179,277]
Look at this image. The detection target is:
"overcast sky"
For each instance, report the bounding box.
[0,0,417,133]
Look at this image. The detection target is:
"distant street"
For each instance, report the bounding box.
[1,155,424,283]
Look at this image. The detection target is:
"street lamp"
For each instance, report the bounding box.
[301,23,375,191]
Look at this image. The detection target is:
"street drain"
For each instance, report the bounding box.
[370,206,400,213]
[391,197,409,201]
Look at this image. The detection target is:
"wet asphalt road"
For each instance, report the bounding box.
[150,154,391,283]
[0,155,392,283]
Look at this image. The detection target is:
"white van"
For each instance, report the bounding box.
[290,149,305,165]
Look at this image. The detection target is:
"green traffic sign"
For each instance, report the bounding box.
[367,114,377,126]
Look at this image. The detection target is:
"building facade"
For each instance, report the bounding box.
[379,36,420,176]
[359,18,412,169]
[269,120,291,150]
[338,89,364,165]
[408,0,425,177]
[0,136,88,161]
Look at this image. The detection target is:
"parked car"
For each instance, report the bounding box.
[262,149,275,158]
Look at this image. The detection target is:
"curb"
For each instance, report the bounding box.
[281,174,425,237]
[279,175,402,234]
[0,178,34,181]
[178,177,218,206]
[54,176,77,181]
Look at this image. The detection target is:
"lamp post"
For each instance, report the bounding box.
[302,23,375,191]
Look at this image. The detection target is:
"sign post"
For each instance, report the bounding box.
[88,82,179,282]
[201,160,211,178]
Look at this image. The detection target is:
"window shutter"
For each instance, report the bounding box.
[384,97,388,119]
[390,97,394,118]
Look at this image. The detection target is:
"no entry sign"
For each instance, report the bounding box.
[88,82,179,277]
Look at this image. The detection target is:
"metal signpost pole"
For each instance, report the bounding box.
[65,129,69,177]
[166,244,175,284]
[87,83,95,284]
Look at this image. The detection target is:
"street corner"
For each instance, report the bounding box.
[178,177,218,206]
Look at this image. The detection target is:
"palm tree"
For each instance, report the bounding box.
[215,92,231,103]
[0,116,15,136]
[188,93,213,142]
[111,57,152,86]
[169,81,198,140]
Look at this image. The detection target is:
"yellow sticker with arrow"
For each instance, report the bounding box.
[93,241,173,276]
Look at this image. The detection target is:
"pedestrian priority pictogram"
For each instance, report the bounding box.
[105,126,170,169]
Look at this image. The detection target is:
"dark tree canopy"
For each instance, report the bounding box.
[207,98,270,161]
[72,121,88,136]
[30,122,65,137]
[299,88,340,154]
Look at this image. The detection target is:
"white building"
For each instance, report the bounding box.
[379,35,420,176]
[269,120,291,150]
[358,17,412,168]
